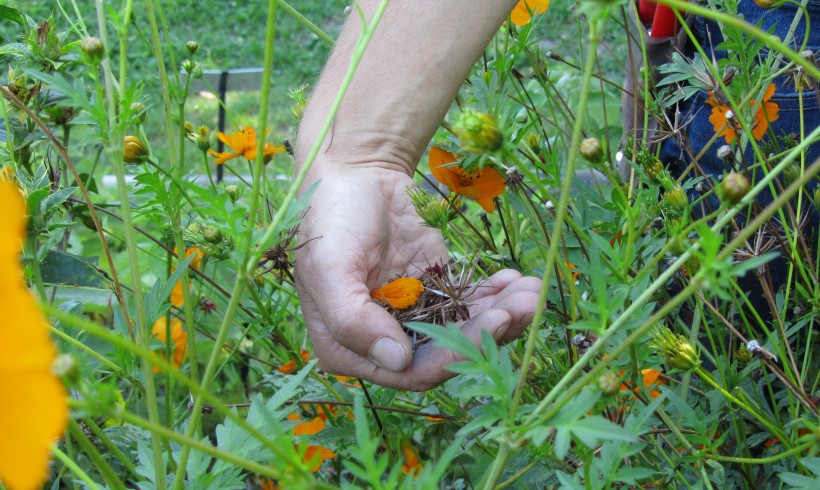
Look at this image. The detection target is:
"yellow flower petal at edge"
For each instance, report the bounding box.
[151,317,188,373]
[370,277,425,310]
[0,180,68,490]
[510,0,551,27]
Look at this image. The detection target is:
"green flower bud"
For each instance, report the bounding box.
[642,156,666,184]
[406,186,456,229]
[53,354,80,385]
[782,162,801,187]
[720,171,750,205]
[580,137,604,164]
[81,36,104,60]
[452,109,503,153]
[597,371,621,396]
[123,135,149,164]
[651,326,700,373]
[203,225,223,244]
[130,102,147,124]
[186,40,199,55]
[225,184,241,202]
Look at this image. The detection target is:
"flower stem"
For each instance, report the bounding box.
[52,445,101,490]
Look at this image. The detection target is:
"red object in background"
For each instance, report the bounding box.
[651,4,680,38]
[638,0,658,24]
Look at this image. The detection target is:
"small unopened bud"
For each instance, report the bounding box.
[716,145,734,163]
[407,186,456,229]
[186,124,212,151]
[225,184,241,202]
[642,156,666,184]
[181,59,201,78]
[203,225,223,243]
[186,40,199,55]
[53,354,80,384]
[663,186,689,212]
[81,36,104,60]
[452,109,503,153]
[123,135,149,164]
[597,372,621,396]
[524,133,540,152]
[720,171,750,205]
[651,326,700,372]
[130,102,147,124]
[580,137,604,164]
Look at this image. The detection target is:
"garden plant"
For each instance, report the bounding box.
[1,0,820,488]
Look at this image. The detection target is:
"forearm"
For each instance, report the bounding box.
[295,0,516,175]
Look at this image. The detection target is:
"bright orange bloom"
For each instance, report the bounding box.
[401,441,424,476]
[370,277,424,310]
[706,83,779,144]
[207,126,284,164]
[0,181,68,490]
[288,413,337,472]
[424,415,444,422]
[620,368,665,399]
[428,146,505,213]
[277,349,310,374]
[151,317,188,372]
[510,0,551,27]
[170,246,202,308]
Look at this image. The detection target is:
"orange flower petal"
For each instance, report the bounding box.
[401,441,424,476]
[278,349,310,374]
[303,445,336,472]
[510,0,551,27]
[428,146,460,190]
[370,277,424,309]
[151,317,188,372]
[454,168,506,213]
[0,181,68,490]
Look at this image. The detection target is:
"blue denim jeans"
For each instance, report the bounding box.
[659,1,819,314]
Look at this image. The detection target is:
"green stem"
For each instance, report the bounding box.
[68,420,127,490]
[50,326,123,375]
[52,446,101,490]
[83,418,139,477]
[277,0,334,46]
[705,441,811,464]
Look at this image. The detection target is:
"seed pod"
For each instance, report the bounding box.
[123,135,149,164]
[720,171,750,205]
[580,137,604,164]
[664,186,688,212]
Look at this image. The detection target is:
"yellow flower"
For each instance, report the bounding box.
[0,180,68,490]
[123,135,149,163]
[207,126,284,164]
[370,277,425,310]
[428,146,506,213]
[151,317,188,372]
[510,0,551,27]
[170,246,202,308]
[706,83,779,144]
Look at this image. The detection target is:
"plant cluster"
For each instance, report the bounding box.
[1,0,819,489]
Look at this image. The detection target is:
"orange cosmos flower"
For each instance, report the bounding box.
[401,441,424,476]
[151,317,188,372]
[428,146,505,213]
[0,181,69,490]
[620,368,665,399]
[207,126,284,164]
[510,0,551,27]
[170,246,202,308]
[706,83,779,144]
[277,349,311,374]
[288,413,337,472]
[370,277,424,310]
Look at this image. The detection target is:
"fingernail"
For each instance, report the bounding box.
[369,337,407,372]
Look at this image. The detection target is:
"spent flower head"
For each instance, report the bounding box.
[650,326,700,372]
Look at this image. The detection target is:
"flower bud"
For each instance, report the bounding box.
[288,85,309,123]
[580,137,604,164]
[651,326,700,372]
[753,0,777,7]
[53,354,80,385]
[407,186,456,229]
[130,102,147,124]
[716,145,734,163]
[203,225,223,243]
[452,109,503,153]
[225,184,241,202]
[186,40,199,55]
[720,171,750,205]
[81,36,104,60]
[782,162,801,187]
[123,135,149,164]
[663,186,689,212]
[642,156,666,184]
[186,124,212,151]
[182,59,202,78]
[597,372,621,396]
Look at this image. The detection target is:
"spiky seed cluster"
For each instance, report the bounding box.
[650,326,700,372]
[406,187,457,229]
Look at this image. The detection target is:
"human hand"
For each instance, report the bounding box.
[295,162,541,391]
